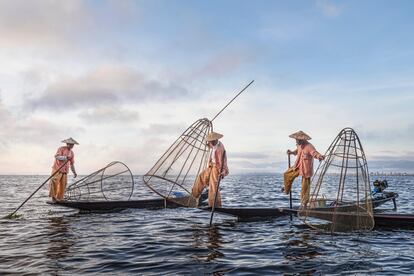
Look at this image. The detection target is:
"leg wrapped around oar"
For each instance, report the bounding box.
[283,167,299,194]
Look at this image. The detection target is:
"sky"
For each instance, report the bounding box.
[0,0,413,175]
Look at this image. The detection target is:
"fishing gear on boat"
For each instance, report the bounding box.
[298,128,375,233]
[143,118,213,207]
[64,161,134,201]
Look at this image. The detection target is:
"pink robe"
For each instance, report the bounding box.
[293,142,323,178]
[52,146,75,173]
[213,141,229,176]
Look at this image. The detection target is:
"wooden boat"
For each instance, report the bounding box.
[204,192,414,229]
[209,207,414,229]
[372,213,414,228]
[296,192,399,227]
[207,192,397,218]
[48,193,207,212]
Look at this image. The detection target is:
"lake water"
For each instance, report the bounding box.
[1,174,413,275]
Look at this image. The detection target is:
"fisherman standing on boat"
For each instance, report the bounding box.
[192,132,229,207]
[49,138,78,202]
[284,131,324,206]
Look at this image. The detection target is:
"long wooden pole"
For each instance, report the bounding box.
[211,80,254,122]
[288,153,293,221]
[209,150,226,226]
[4,160,69,219]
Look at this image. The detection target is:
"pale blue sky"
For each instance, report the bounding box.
[0,0,413,174]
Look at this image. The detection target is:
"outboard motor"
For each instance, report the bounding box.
[372,179,388,195]
[371,179,398,210]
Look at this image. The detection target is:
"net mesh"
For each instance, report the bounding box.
[298,128,375,232]
[143,118,213,207]
[64,161,134,201]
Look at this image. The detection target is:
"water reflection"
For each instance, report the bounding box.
[1,175,413,275]
[191,224,224,262]
[281,231,321,261]
[46,217,76,274]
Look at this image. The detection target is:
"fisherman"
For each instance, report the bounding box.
[191,132,229,207]
[49,137,78,202]
[284,131,324,206]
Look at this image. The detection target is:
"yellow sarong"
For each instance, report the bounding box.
[192,164,221,207]
[49,171,67,200]
[283,167,310,205]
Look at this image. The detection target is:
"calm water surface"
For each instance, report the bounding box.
[1,175,413,275]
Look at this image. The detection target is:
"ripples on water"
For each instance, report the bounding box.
[1,175,413,275]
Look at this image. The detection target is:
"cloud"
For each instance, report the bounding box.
[370,150,414,161]
[230,152,271,160]
[0,98,83,149]
[315,0,342,17]
[141,123,187,136]
[189,50,250,79]
[229,160,284,173]
[102,136,171,174]
[358,124,414,144]
[0,1,142,51]
[369,160,414,173]
[0,0,90,49]
[79,105,139,124]
[27,65,190,110]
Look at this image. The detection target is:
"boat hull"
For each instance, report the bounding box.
[205,193,413,228]
[48,194,207,211]
[210,207,414,229]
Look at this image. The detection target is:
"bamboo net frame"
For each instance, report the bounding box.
[64,161,134,201]
[143,118,213,207]
[298,128,375,232]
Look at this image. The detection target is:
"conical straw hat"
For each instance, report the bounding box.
[205,132,223,142]
[289,130,311,141]
[62,137,79,145]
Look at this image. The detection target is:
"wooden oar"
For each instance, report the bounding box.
[288,153,293,221]
[3,159,69,219]
[209,150,226,226]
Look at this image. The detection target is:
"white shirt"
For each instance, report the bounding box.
[210,141,220,164]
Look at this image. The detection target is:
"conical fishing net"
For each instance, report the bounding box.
[298,128,375,232]
[143,118,213,207]
[65,161,134,201]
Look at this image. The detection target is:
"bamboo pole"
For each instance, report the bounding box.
[288,153,293,221]
[4,160,69,219]
[209,150,226,226]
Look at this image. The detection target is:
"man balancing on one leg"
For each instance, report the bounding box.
[49,137,78,202]
[284,131,324,206]
[192,132,229,207]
